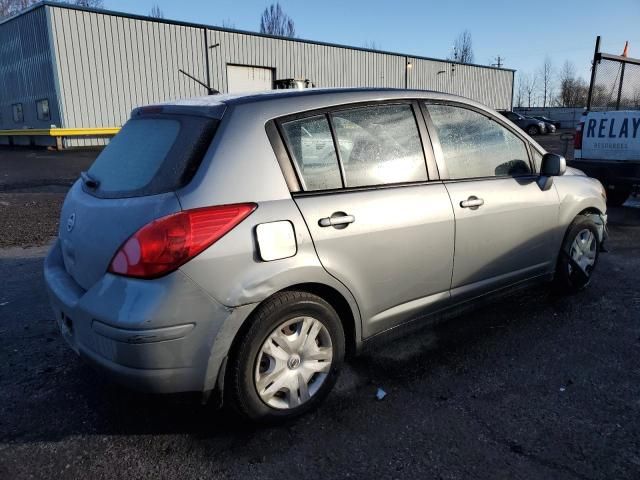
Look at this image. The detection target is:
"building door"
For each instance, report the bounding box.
[226,65,273,93]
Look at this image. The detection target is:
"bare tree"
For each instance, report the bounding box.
[0,0,36,18]
[72,0,104,7]
[522,73,536,108]
[538,56,553,107]
[514,73,526,108]
[362,40,381,50]
[558,60,575,107]
[1,0,103,17]
[259,2,295,37]
[149,4,163,18]
[449,30,474,64]
[221,18,235,29]
[558,60,589,107]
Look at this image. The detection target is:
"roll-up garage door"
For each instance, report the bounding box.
[226,65,274,93]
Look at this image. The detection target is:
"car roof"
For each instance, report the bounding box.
[159,87,488,112]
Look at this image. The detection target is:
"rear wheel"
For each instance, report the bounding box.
[554,216,600,293]
[527,125,540,136]
[606,185,631,207]
[227,291,345,423]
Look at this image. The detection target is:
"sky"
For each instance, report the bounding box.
[106,0,640,82]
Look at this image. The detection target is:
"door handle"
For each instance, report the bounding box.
[460,196,484,209]
[318,212,355,228]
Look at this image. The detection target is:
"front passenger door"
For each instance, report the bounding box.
[424,103,560,298]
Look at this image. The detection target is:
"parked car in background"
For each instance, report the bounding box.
[532,115,562,130]
[528,116,556,134]
[499,110,547,135]
[45,89,607,422]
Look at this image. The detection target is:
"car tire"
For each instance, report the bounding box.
[227,290,345,423]
[554,216,600,293]
[527,125,540,136]
[606,186,631,207]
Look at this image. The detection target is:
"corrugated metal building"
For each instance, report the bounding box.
[0,1,515,146]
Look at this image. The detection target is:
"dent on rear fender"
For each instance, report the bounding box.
[225,253,332,304]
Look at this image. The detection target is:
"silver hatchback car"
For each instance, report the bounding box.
[45,89,607,422]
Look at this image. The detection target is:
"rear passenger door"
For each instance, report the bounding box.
[423,102,560,299]
[278,102,455,338]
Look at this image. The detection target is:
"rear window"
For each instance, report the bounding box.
[86,114,218,198]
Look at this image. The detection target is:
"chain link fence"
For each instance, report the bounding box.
[589,56,640,110]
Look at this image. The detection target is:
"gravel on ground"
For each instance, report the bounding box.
[0,192,64,248]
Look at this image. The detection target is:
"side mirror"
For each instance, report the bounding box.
[540,153,566,176]
[537,153,566,191]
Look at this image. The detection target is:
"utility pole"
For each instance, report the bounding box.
[492,55,504,68]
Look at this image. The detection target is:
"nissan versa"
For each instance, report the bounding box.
[44,89,608,422]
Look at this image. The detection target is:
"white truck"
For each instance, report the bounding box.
[573,110,640,206]
[571,36,640,207]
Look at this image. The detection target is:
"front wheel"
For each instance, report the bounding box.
[527,125,540,136]
[554,216,600,293]
[227,291,345,423]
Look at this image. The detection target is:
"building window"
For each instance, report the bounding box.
[36,99,50,121]
[12,103,24,123]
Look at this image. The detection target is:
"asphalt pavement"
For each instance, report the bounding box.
[0,145,639,479]
[1,205,639,479]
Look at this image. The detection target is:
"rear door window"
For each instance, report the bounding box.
[331,104,427,187]
[281,115,342,191]
[87,114,218,198]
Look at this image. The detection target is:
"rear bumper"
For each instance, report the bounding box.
[44,240,257,394]
[569,159,640,187]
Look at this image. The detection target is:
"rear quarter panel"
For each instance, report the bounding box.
[176,103,362,342]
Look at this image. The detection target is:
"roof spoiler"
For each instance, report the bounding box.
[131,104,227,120]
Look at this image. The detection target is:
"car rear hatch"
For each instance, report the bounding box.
[58,105,224,290]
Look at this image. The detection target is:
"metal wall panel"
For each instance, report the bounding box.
[205,29,513,109]
[40,4,513,146]
[0,7,59,145]
[409,58,513,110]
[207,29,406,95]
[48,5,208,146]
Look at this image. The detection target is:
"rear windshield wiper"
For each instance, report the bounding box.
[80,171,100,189]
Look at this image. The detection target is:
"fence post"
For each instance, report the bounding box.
[616,62,626,110]
[587,36,601,110]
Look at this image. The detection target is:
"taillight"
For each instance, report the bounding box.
[109,203,256,279]
[574,121,584,150]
